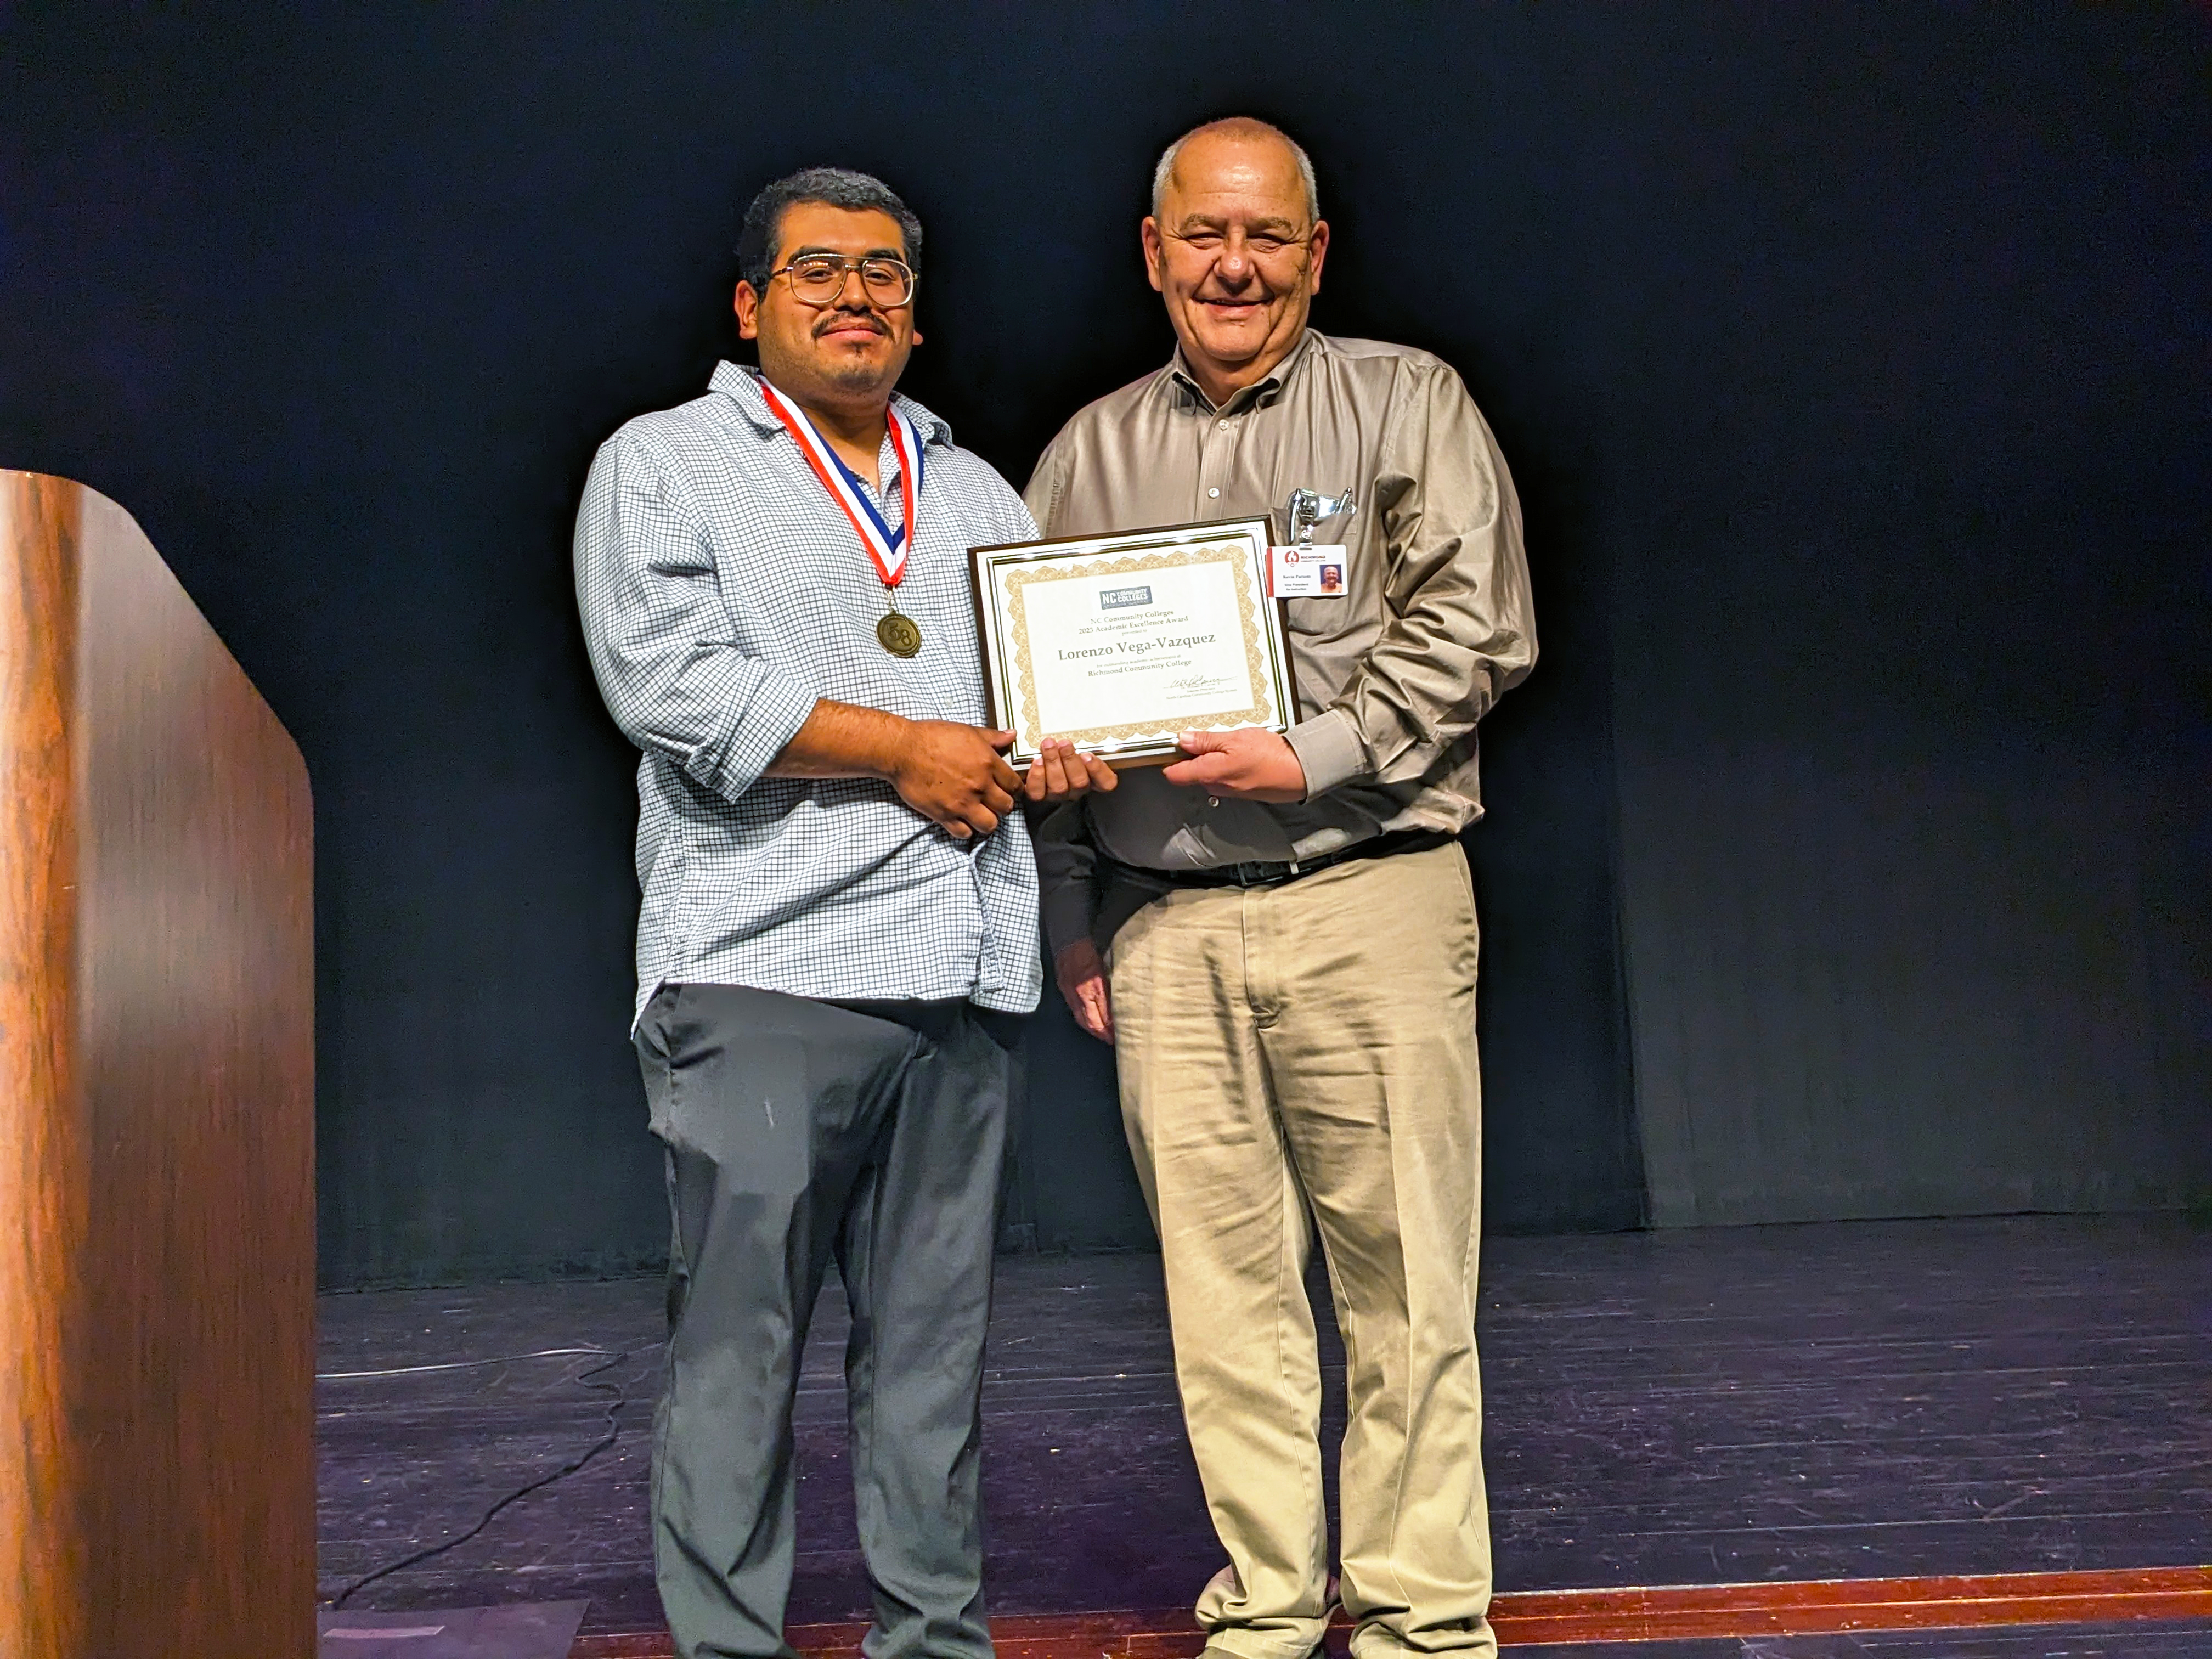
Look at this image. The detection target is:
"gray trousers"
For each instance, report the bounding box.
[634,984,1018,1659]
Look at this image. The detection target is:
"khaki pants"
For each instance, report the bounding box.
[1108,843,1493,1659]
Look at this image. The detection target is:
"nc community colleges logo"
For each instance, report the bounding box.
[1099,585,1153,610]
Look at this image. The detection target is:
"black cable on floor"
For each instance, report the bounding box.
[325,1346,636,1610]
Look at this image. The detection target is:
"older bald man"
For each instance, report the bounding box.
[1025,119,1536,1659]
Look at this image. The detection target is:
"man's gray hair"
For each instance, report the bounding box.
[1151,117,1320,223]
[737,166,923,292]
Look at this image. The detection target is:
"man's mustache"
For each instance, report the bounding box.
[815,308,888,337]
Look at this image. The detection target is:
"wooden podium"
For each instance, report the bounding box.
[0,473,315,1655]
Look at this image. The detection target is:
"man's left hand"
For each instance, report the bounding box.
[1020,736,1120,804]
[1160,728,1308,802]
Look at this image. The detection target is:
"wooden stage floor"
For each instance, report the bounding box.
[315,1215,2210,1653]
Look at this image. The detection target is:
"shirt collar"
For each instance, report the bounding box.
[1164,327,1321,415]
[710,360,955,449]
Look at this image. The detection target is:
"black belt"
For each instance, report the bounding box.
[1107,828,1454,892]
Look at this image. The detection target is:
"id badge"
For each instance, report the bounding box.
[1269,544,1348,598]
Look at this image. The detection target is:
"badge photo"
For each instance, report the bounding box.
[1269,542,1347,597]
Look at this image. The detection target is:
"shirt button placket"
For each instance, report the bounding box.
[1201,406,1233,514]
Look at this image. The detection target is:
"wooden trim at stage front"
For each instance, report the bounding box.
[571,1565,2212,1655]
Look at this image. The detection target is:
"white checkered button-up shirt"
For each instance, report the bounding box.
[575,362,1043,1026]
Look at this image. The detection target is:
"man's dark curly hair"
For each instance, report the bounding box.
[736,167,923,293]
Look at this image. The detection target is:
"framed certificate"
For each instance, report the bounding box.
[968,516,1295,768]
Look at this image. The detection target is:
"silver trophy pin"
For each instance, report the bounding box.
[1284,487,1357,553]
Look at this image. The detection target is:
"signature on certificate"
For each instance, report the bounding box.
[1166,672,1237,695]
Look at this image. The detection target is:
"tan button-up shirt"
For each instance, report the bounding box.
[1023,329,1536,953]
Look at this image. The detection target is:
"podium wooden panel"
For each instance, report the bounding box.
[0,473,315,1656]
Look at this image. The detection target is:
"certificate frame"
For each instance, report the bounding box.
[968,516,1295,769]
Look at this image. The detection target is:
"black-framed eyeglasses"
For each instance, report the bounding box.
[769,254,918,308]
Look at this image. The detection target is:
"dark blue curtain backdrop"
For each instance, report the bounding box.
[2,5,2204,1285]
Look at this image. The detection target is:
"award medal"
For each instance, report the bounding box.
[761,380,927,657]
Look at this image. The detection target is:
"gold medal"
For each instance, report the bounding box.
[877,610,923,658]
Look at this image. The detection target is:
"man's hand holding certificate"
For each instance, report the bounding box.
[1160,726,1308,801]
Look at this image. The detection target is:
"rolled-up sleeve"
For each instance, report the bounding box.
[1294,362,1537,795]
[574,431,819,802]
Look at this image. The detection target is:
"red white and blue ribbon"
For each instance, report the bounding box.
[760,379,924,588]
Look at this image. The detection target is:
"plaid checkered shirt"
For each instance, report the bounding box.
[575,362,1043,1027]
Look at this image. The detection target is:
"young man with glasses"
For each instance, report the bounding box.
[1025,119,1537,1659]
[575,166,1110,1659]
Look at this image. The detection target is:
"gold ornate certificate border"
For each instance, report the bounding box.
[968,516,1289,765]
[1001,541,1278,749]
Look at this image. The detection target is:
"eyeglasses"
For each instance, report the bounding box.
[768,254,918,308]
